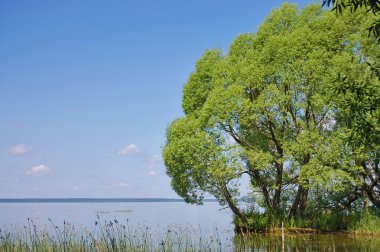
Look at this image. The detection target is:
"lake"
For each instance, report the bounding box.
[0,199,233,233]
[1,199,380,251]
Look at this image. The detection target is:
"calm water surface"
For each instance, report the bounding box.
[0,201,233,232]
[1,202,380,251]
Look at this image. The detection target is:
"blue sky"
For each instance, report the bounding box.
[0,0,313,198]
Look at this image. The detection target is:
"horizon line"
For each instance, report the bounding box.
[0,197,217,203]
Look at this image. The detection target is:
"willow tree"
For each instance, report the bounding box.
[163,3,378,228]
[322,0,380,40]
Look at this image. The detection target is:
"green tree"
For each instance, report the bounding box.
[332,60,380,210]
[314,1,380,218]
[163,3,378,229]
[323,0,380,41]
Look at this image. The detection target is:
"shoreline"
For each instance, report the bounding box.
[0,198,215,203]
[235,227,380,236]
[1,221,379,251]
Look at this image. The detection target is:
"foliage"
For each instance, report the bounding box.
[322,0,380,41]
[234,233,380,251]
[163,3,379,230]
[348,209,380,233]
[323,0,380,14]
[2,218,380,251]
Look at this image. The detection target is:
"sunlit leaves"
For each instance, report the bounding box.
[182,50,224,115]
[163,2,378,219]
[322,0,380,42]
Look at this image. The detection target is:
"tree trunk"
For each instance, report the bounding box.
[366,188,380,209]
[298,189,309,216]
[289,186,302,217]
[273,161,283,211]
[363,196,369,212]
[251,170,273,208]
[289,186,308,217]
[221,184,248,226]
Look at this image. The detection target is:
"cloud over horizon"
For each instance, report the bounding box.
[117,144,140,156]
[8,144,30,155]
[117,143,163,176]
[145,154,163,170]
[118,182,128,187]
[27,164,50,176]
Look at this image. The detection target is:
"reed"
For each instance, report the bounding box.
[1,216,380,251]
[0,217,234,252]
[348,210,380,234]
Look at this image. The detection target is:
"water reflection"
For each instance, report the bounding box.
[234,233,380,252]
[1,202,379,251]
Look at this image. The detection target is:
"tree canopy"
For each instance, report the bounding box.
[323,0,380,41]
[163,3,379,229]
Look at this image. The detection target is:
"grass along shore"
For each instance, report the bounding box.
[234,209,380,236]
[0,217,234,251]
[2,215,380,251]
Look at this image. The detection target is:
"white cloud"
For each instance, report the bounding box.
[116,144,163,173]
[145,154,163,169]
[73,186,81,191]
[8,144,30,155]
[118,182,128,187]
[117,144,140,156]
[148,154,162,163]
[27,164,50,176]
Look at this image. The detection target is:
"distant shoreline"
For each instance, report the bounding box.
[0,198,218,203]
